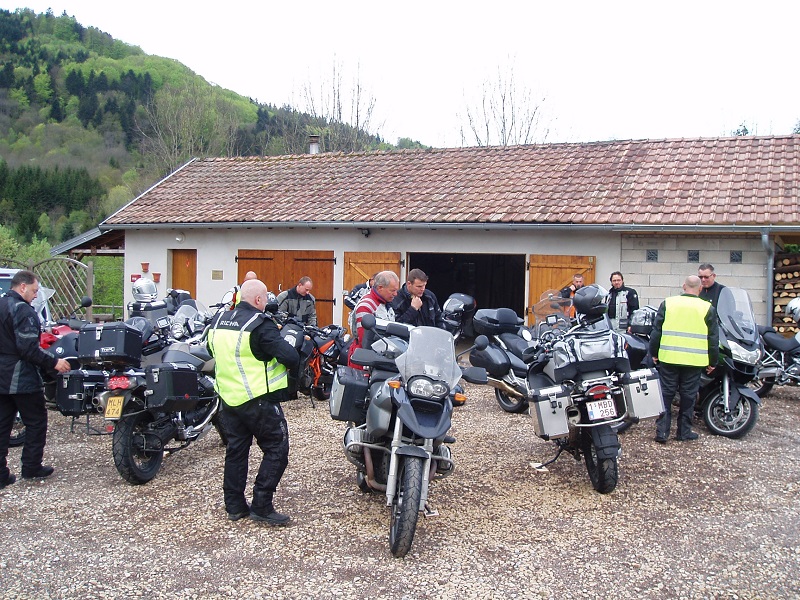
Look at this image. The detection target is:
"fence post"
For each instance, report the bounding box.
[86,260,94,322]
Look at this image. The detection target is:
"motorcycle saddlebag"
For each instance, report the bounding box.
[529,382,571,440]
[55,369,106,416]
[145,363,200,411]
[329,366,369,422]
[619,368,664,420]
[469,345,511,377]
[78,322,143,368]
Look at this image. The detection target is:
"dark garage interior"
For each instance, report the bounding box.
[408,252,526,318]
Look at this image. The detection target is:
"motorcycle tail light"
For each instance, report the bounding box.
[586,384,611,400]
[108,376,132,390]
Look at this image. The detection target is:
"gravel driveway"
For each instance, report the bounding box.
[2,385,798,599]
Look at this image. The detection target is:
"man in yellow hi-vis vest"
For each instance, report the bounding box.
[208,279,299,524]
[650,275,719,443]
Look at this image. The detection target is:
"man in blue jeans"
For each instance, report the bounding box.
[650,275,719,443]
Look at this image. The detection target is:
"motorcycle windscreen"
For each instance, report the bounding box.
[395,326,462,389]
[717,288,759,345]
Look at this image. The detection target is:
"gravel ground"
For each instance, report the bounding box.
[1,384,799,599]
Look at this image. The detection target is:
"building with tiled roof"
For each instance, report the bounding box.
[101,135,800,325]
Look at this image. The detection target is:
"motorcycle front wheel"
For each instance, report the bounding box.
[581,430,618,494]
[389,456,424,558]
[9,412,25,447]
[112,411,164,484]
[702,392,759,438]
[495,389,528,414]
[748,376,775,399]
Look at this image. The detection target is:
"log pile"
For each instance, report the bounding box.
[773,253,800,334]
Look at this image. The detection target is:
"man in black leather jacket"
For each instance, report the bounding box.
[392,269,446,329]
[0,271,70,488]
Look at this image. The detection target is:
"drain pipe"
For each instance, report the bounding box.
[762,229,774,326]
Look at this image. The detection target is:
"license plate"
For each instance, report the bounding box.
[105,395,124,419]
[587,398,616,420]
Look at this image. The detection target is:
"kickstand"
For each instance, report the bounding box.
[422,502,439,517]
[530,447,564,472]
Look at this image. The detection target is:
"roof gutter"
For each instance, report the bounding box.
[99,221,800,234]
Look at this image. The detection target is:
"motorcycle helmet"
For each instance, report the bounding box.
[785,297,800,323]
[572,284,609,317]
[132,277,158,303]
[630,305,657,335]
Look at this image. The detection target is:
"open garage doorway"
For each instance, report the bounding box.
[407,253,526,316]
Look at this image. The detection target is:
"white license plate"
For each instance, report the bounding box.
[587,398,617,420]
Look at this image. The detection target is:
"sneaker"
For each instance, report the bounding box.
[0,473,16,489]
[675,432,699,441]
[21,465,54,479]
[227,508,250,521]
[250,510,291,526]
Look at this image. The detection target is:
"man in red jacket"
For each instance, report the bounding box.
[347,271,400,367]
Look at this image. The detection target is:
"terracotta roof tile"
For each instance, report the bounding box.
[104,135,800,228]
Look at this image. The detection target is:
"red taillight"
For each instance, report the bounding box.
[587,384,611,400]
[108,376,132,390]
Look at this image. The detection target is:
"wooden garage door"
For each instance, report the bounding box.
[527,254,595,324]
[236,250,335,325]
[171,249,197,298]
[342,252,402,331]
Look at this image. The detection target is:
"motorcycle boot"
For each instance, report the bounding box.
[250,509,291,526]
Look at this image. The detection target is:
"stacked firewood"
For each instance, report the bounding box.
[773,253,800,333]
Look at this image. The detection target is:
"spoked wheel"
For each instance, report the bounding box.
[702,392,759,439]
[495,388,528,413]
[581,430,618,494]
[389,456,424,558]
[112,411,164,484]
[748,376,774,399]
[9,412,25,448]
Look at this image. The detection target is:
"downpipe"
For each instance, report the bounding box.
[486,376,526,398]
[180,397,220,441]
[363,447,387,492]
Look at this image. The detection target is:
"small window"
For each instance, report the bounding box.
[687,250,700,263]
[730,250,743,264]
[646,249,659,262]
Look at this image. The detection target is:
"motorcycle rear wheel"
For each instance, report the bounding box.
[389,456,424,558]
[702,392,759,439]
[9,412,25,447]
[748,376,774,399]
[495,389,528,414]
[112,411,164,484]
[581,431,618,494]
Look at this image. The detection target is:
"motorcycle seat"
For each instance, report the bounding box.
[762,330,800,353]
[498,332,533,359]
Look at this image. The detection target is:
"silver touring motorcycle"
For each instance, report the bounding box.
[329,314,488,558]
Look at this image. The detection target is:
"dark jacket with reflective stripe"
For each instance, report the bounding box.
[0,290,57,394]
[650,293,719,367]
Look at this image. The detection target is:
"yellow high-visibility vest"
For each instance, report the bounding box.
[658,296,712,367]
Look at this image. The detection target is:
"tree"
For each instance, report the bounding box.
[733,122,750,136]
[459,63,549,147]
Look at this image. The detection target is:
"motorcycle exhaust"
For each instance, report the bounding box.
[363,447,387,492]
[486,376,526,398]
[183,398,220,439]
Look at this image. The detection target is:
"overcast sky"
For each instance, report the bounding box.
[2,1,799,147]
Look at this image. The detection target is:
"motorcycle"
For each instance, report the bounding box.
[442,293,477,341]
[696,287,762,438]
[469,285,665,493]
[80,311,224,484]
[332,314,488,557]
[750,297,800,398]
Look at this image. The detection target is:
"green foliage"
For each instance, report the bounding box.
[89,255,124,310]
[783,244,800,253]
[0,224,20,257]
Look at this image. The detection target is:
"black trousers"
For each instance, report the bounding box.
[0,391,48,481]
[655,363,703,438]
[220,398,288,515]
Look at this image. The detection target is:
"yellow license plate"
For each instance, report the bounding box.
[105,395,125,419]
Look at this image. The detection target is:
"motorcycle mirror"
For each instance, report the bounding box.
[80,296,92,308]
[474,335,489,351]
[360,313,376,331]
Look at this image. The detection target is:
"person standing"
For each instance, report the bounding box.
[391,268,446,329]
[208,279,299,524]
[650,275,719,443]
[0,271,70,488]
[698,263,725,309]
[276,276,317,326]
[560,273,585,319]
[231,271,258,307]
[607,271,640,332]
[347,271,399,366]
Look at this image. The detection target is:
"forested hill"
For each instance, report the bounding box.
[0,8,425,247]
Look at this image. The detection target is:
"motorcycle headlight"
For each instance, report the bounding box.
[407,376,449,400]
[728,339,761,364]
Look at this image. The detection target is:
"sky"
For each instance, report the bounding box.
[2,1,799,147]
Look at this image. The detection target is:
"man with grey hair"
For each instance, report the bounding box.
[650,275,719,443]
[0,270,71,488]
[347,270,399,367]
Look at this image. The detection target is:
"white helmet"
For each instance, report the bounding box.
[785,297,800,323]
[132,277,158,303]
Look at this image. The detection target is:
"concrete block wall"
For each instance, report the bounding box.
[619,235,770,323]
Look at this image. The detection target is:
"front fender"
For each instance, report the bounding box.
[395,445,429,459]
[732,383,762,406]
